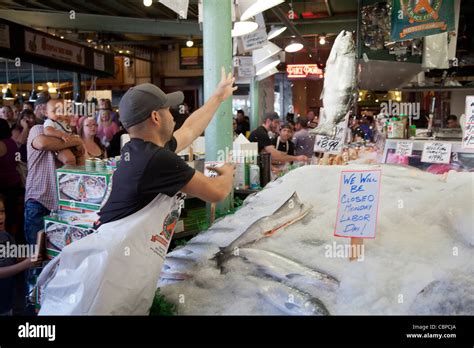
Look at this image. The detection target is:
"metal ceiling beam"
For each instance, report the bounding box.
[325,0,333,16]
[0,9,202,36]
[271,7,315,58]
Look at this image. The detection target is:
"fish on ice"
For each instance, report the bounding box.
[213,192,311,266]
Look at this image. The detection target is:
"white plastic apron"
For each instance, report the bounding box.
[38,192,184,315]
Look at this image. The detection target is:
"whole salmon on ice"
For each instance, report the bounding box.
[310,30,356,137]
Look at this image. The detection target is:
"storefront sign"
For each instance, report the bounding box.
[391,0,455,41]
[287,64,324,79]
[395,141,413,156]
[334,170,381,239]
[421,142,452,163]
[24,30,85,65]
[0,23,10,48]
[179,46,203,69]
[242,29,267,51]
[314,124,346,154]
[463,96,474,149]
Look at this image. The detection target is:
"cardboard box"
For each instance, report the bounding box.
[56,166,113,211]
[44,211,94,259]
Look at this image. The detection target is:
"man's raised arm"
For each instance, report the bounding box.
[174,67,237,153]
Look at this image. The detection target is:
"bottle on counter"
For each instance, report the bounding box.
[409,125,417,138]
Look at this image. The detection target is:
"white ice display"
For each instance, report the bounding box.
[158,165,474,315]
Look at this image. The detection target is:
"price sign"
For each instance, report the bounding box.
[421,142,452,164]
[395,141,414,156]
[463,96,474,149]
[314,124,346,154]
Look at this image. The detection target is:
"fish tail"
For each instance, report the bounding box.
[310,122,337,137]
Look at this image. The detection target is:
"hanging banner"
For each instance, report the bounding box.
[159,0,189,19]
[25,30,85,66]
[391,0,455,42]
[93,52,105,71]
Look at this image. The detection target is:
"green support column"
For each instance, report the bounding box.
[203,0,233,216]
[250,76,260,131]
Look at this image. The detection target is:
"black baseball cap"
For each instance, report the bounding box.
[119,83,184,129]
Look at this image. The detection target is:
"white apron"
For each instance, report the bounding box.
[37,192,185,315]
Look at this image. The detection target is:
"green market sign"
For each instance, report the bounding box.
[391,0,455,41]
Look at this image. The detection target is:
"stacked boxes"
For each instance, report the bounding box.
[44,166,113,259]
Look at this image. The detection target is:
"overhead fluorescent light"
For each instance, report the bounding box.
[231,21,258,37]
[239,0,285,21]
[252,42,281,65]
[284,41,303,53]
[267,25,287,40]
[255,56,280,76]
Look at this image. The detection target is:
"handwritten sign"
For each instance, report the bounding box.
[236,56,254,78]
[334,170,381,239]
[314,124,346,154]
[395,141,414,156]
[463,96,474,149]
[242,29,267,51]
[421,142,452,164]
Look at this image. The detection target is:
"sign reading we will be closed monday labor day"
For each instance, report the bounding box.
[334,170,382,239]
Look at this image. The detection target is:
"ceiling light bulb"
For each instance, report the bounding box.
[319,37,326,45]
[143,0,152,7]
[186,39,194,47]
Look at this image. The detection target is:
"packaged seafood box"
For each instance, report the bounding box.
[44,211,95,259]
[56,166,113,211]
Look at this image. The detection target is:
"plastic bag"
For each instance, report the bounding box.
[37,193,184,315]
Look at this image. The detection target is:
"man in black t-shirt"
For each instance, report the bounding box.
[248,112,307,166]
[99,68,236,225]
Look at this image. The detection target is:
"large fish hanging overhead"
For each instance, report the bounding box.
[310,30,357,137]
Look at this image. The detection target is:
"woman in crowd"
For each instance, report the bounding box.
[78,116,107,160]
[97,110,119,147]
[0,119,22,235]
[11,109,36,163]
[0,106,16,129]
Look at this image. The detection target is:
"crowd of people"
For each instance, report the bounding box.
[0,93,124,315]
[233,109,320,174]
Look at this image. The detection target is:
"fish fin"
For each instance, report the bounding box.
[309,122,337,137]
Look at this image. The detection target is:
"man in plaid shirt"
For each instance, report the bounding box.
[24,124,85,245]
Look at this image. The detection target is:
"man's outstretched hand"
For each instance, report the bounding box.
[214,66,238,102]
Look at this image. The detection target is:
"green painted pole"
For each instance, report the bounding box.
[203,0,233,216]
[250,76,260,131]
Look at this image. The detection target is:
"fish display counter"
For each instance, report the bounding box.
[157,164,473,315]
